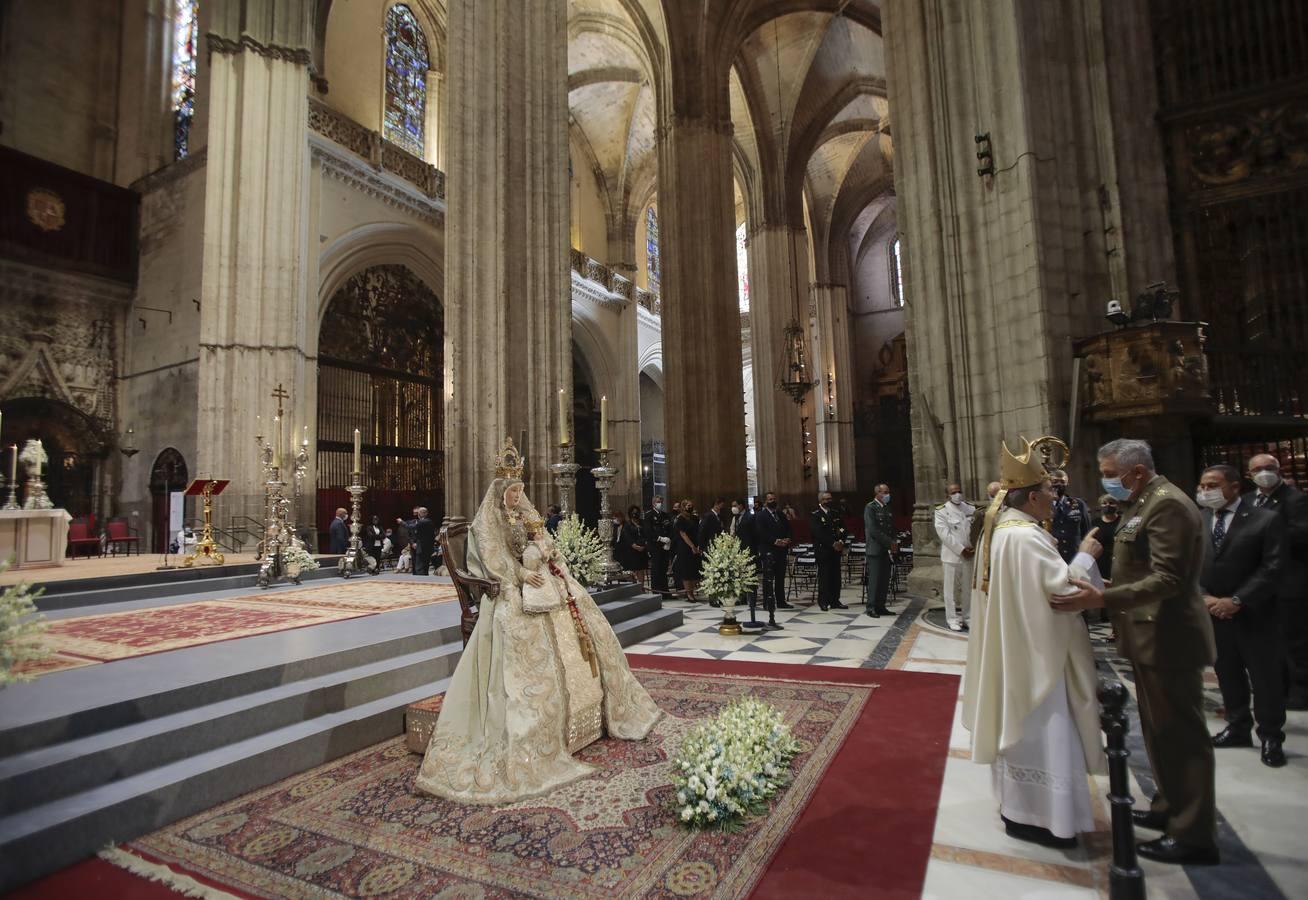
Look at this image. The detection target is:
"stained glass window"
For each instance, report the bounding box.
[737,223,750,312]
[384,5,429,156]
[646,205,661,293]
[890,237,904,308]
[172,0,199,160]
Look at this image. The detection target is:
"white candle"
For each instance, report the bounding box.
[255,414,262,440]
[8,444,15,484]
[273,416,281,469]
[600,395,608,450]
[558,389,568,445]
[302,425,309,447]
[353,428,362,472]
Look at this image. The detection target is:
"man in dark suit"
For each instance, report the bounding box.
[1247,453,1308,710]
[1054,439,1217,865]
[699,499,726,606]
[757,491,794,614]
[412,506,436,576]
[544,505,563,534]
[329,507,350,554]
[644,495,673,595]
[810,492,850,610]
[863,484,895,618]
[1197,464,1287,767]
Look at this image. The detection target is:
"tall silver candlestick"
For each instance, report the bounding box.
[339,471,377,577]
[552,442,580,517]
[257,471,299,587]
[2,476,17,511]
[590,448,623,584]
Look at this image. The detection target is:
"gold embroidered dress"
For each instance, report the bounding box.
[415,446,661,805]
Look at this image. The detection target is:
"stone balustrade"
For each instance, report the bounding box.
[568,247,662,315]
[308,98,445,200]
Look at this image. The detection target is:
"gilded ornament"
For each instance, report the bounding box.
[494,436,525,480]
[25,189,66,233]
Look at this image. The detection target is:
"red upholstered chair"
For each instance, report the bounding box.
[105,517,141,556]
[67,518,102,558]
[438,516,499,647]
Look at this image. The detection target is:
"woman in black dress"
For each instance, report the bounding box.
[618,505,649,586]
[673,499,701,601]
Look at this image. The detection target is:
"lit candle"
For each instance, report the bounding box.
[273,415,281,469]
[353,428,362,473]
[255,414,262,440]
[558,389,568,445]
[302,425,309,447]
[600,395,608,450]
[8,444,15,484]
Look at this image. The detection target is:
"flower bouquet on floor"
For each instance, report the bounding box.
[554,514,605,587]
[672,696,801,831]
[699,532,759,636]
[0,561,48,684]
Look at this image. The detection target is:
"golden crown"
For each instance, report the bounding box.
[1000,436,1050,489]
[524,514,545,534]
[494,436,526,480]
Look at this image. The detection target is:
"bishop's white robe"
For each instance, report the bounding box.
[962,507,1107,838]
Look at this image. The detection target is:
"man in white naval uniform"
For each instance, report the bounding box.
[963,437,1107,849]
[934,482,977,632]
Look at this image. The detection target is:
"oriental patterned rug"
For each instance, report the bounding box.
[108,665,878,899]
[15,583,458,677]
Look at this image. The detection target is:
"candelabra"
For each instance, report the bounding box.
[254,436,274,560]
[339,469,377,577]
[21,471,52,510]
[552,442,580,517]
[257,468,301,587]
[590,448,624,585]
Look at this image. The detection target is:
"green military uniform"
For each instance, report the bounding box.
[864,500,895,614]
[1104,474,1217,849]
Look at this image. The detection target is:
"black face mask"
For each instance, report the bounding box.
[767,500,778,509]
[1054,484,1067,498]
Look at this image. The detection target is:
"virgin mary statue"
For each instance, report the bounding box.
[416,438,662,804]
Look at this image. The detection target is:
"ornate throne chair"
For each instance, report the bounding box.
[438,516,499,647]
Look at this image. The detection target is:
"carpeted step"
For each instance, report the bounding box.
[0,640,464,814]
[33,564,345,612]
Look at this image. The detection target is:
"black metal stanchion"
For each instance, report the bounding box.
[1099,679,1147,900]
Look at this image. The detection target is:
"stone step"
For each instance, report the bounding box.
[0,599,680,891]
[33,562,344,612]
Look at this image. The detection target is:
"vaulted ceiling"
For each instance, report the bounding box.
[566,0,892,279]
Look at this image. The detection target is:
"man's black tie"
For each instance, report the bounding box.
[1255,494,1268,508]
[1213,508,1229,550]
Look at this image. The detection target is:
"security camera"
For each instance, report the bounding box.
[1105,300,1129,327]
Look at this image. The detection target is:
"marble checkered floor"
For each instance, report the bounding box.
[626,581,916,667]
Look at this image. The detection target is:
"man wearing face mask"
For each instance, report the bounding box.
[1246,454,1308,710]
[934,483,977,632]
[644,495,673,596]
[1196,465,1287,767]
[1051,438,1217,865]
[811,492,850,610]
[757,491,794,614]
[864,484,895,618]
[1049,470,1091,564]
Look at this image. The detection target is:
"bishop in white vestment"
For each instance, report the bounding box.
[963,438,1108,847]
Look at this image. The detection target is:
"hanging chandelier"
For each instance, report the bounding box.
[778,319,817,403]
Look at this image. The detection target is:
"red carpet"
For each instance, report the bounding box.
[11,658,958,899]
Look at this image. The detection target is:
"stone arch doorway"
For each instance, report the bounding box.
[317,263,444,550]
[149,448,189,553]
[0,397,106,518]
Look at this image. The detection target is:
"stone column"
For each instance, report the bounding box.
[884,0,1137,596]
[657,116,748,504]
[746,225,810,506]
[425,69,444,170]
[195,2,314,525]
[609,252,642,515]
[444,0,569,515]
[812,282,856,492]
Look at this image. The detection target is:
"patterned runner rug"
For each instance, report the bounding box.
[108,665,876,898]
[17,582,458,678]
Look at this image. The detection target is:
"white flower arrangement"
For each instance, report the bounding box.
[698,532,759,612]
[0,560,48,685]
[282,539,319,574]
[554,514,605,586]
[671,696,800,831]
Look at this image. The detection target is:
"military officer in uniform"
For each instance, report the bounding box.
[864,484,895,618]
[1053,438,1218,865]
[643,495,673,595]
[934,483,977,632]
[811,492,850,610]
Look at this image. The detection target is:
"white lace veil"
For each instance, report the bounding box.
[468,476,546,587]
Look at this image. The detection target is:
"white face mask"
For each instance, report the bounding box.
[1252,470,1280,490]
[653,502,663,510]
[731,506,741,515]
[949,492,964,504]
[1195,488,1227,509]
